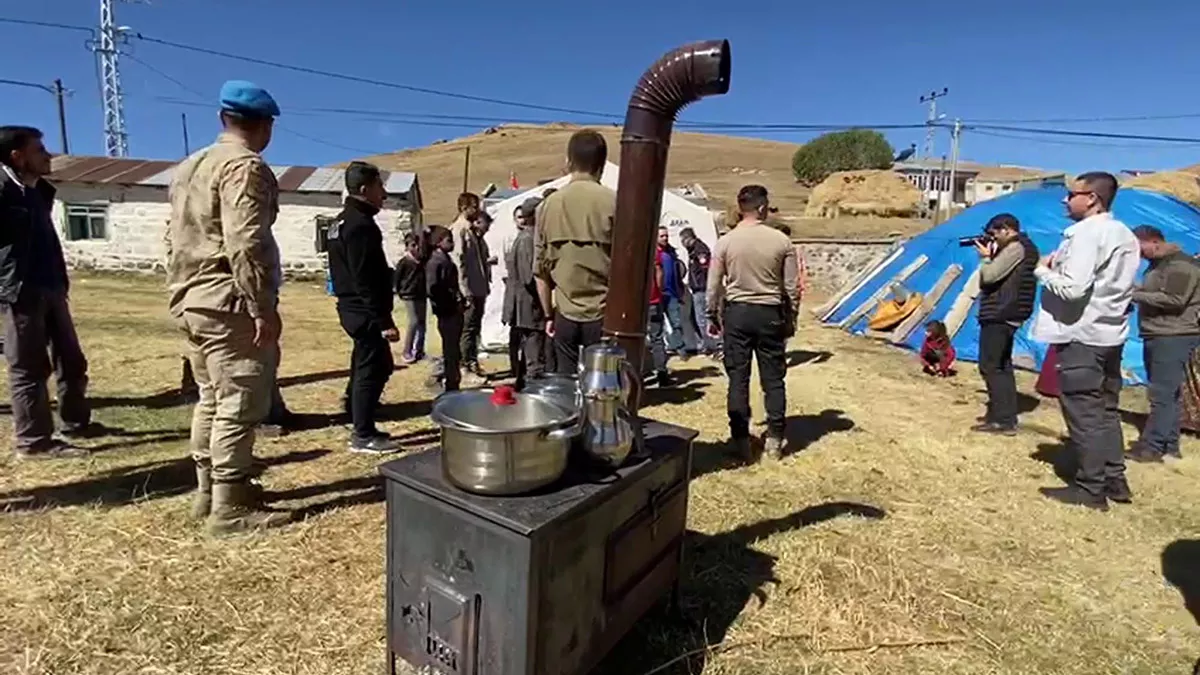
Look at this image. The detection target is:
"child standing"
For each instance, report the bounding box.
[426,226,465,391]
[920,320,956,377]
[394,232,427,364]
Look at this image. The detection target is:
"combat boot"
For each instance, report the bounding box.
[207,480,291,537]
[191,460,213,520]
[763,436,786,461]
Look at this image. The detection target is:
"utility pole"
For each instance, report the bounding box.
[0,78,71,154]
[461,146,471,193]
[54,80,69,155]
[918,87,949,219]
[181,113,190,156]
[92,0,148,157]
[947,119,962,215]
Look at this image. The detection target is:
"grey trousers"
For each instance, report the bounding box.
[1055,342,1125,495]
[1141,335,1200,455]
[3,286,90,450]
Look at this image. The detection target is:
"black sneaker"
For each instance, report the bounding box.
[59,422,107,440]
[1127,444,1164,464]
[971,422,1018,437]
[1105,477,1133,504]
[15,439,90,460]
[1039,486,1109,512]
[654,371,674,388]
[349,435,401,455]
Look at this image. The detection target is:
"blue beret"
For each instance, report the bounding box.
[219,80,280,119]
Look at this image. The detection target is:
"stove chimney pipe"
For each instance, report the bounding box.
[601,39,732,411]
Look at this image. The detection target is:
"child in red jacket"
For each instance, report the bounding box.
[920,320,956,377]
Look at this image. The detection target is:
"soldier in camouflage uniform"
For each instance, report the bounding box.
[165,81,290,536]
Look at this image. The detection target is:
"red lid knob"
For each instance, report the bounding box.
[490,385,517,406]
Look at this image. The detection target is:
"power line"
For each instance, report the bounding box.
[967,124,1200,144]
[0,17,94,34]
[967,112,1200,125]
[131,32,623,119]
[969,129,1200,150]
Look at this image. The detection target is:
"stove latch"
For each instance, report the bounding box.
[419,575,480,675]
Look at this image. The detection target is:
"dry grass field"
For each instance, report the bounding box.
[357,124,931,238]
[2,274,1199,675]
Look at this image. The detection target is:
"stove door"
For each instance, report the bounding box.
[421,575,481,675]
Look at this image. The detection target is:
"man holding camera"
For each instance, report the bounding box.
[972,213,1039,435]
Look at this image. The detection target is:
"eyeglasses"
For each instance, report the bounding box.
[1067,190,1094,199]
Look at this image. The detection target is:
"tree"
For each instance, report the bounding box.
[791,129,895,186]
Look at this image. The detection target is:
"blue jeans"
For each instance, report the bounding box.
[402,298,426,360]
[1141,334,1200,455]
[647,303,669,374]
[663,295,696,353]
[690,290,720,353]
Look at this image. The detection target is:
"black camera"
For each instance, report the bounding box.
[958,234,993,248]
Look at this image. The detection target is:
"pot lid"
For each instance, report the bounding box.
[431,389,577,434]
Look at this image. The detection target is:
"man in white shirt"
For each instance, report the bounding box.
[1030,171,1139,511]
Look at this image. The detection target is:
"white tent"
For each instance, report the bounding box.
[479,161,719,352]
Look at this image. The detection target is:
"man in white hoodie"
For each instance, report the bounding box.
[1031,171,1139,511]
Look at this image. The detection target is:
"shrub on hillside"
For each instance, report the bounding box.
[791,130,895,186]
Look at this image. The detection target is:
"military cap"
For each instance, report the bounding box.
[219,80,280,119]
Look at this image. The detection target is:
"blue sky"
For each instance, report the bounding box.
[4,0,1200,174]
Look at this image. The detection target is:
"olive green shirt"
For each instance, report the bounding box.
[165,133,280,319]
[533,174,616,322]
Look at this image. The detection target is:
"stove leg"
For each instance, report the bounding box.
[387,650,396,675]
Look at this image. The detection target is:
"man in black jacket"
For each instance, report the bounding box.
[680,227,720,357]
[0,126,91,459]
[327,162,399,454]
[973,213,1039,435]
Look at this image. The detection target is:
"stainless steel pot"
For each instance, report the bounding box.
[430,389,582,496]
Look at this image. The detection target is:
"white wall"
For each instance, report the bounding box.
[52,183,416,277]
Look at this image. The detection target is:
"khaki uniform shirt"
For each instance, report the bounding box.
[533,174,616,322]
[706,220,798,307]
[165,133,280,319]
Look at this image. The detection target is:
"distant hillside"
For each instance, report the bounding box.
[356,124,808,225]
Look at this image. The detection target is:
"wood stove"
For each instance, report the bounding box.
[379,420,696,675]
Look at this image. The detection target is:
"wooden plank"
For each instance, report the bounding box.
[834,254,929,330]
[887,264,964,344]
[942,266,982,339]
[815,243,904,321]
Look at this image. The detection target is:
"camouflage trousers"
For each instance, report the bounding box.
[178,309,272,483]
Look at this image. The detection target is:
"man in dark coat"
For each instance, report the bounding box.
[327,161,400,454]
[503,197,546,390]
[0,125,91,458]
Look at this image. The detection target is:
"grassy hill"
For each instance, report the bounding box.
[358,123,809,225]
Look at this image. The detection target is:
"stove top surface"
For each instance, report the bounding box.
[379,419,697,536]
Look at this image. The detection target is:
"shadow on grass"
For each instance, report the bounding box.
[692,409,856,478]
[596,501,887,674]
[0,449,329,512]
[786,349,833,368]
[283,475,387,520]
[1031,442,1075,483]
[642,382,710,408]
[1161,540,1200,675]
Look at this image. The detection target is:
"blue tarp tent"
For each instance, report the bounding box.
[820,186,1200,385]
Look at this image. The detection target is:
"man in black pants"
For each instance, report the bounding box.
[706,185,799,462]
[327,161,400,454]
[972,213,1038,436]
[1031,172,1140,510]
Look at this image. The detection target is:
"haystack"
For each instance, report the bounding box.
[804,170,922,219]
[1123,171,1200,207]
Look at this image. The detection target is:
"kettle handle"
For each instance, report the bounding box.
[620,360,638,399]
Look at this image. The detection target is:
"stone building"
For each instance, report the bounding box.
[47,156,423,278]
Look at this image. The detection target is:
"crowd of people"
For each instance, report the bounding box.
[4,79,1200,535]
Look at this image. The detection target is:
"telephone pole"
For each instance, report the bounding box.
[947,119,963,216]
[918,87,949,218]
[0,78,71,153]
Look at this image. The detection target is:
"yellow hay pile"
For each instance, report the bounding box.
[804,170,922,219]
[1124,171,1200,207]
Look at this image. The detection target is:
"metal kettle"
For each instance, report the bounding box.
[577,339,637,468]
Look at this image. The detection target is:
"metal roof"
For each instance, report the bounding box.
[49,155,419,199]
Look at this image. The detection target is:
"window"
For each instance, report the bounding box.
[64,204,108,241]
[315,215,336,254]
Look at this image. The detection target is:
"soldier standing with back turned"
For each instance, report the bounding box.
[166,81,291,536]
